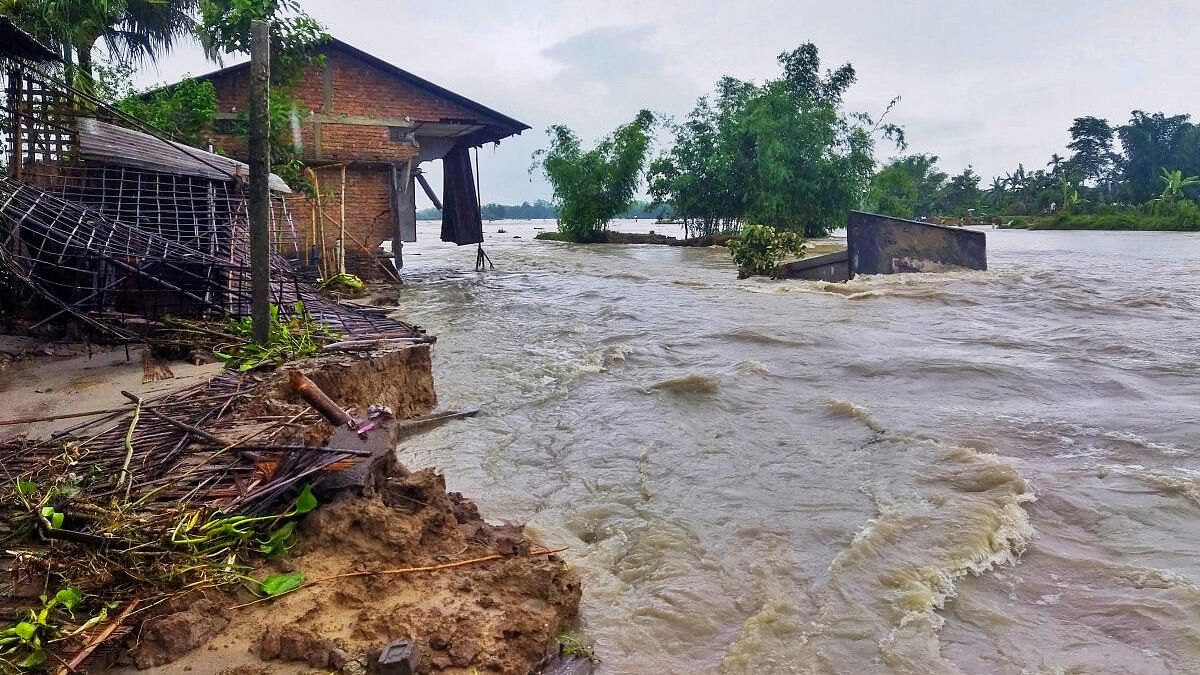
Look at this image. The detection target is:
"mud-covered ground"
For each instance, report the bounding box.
[129,454,581,675]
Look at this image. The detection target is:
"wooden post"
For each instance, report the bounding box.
[339,163,347,274]
[7,68,23,178]
[248,19,272,346]
[392,160,414,273]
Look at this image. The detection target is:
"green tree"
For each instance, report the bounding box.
[865,154,947,219]
[533,110,657,242]
[1157,168,1200,205]
[198,0,325,73]
[0,0,201,86]
[1064,116,1116,187]
[650,43,902,239]
[648,79,755,237]
[936,166,983,215]
[1117,111,1193,203]
[197,0,328,193]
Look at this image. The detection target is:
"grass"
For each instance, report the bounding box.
[998,201,1200,232]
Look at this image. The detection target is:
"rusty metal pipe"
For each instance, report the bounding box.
[288,371,354,427]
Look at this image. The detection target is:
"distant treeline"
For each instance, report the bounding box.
[865,111,1200,230]
[417,199,669,221]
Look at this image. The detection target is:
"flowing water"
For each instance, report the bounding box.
[390,220,1200,674]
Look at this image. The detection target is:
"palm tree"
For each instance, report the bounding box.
[986,176,1007,208]
[1046,153,1065,174]
[0,0,201,85]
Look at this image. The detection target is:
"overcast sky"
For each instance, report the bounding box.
[135,0,1200,208]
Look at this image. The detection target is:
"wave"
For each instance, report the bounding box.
[750,442,1035,673]
[828,399,886,434]
[725,327,816,347]
[648,373,720,395]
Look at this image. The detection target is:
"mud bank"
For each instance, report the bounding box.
[132,453,582,675]
[0,338,583,675]
[126,347,583,675]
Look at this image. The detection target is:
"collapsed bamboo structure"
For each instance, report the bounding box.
[0,20,437,670]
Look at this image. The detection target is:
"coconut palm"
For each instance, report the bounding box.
[1046,153,1065,174]
[0,0,201,84]
[986,176,1007,208]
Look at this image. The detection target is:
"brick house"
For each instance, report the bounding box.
[190,38,529,277]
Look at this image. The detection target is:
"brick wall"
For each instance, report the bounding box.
[207,46,479,162]
[203,43,486,275]
[285,164,396,270]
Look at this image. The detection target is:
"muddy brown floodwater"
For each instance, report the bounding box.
[388,220,1199,674]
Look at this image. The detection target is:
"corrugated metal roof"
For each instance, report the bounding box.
[0,16,60,63]
[77,118,291,193]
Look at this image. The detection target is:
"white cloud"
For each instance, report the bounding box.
[130,0,1200,205]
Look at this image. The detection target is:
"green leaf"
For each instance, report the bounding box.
[17,649,46,669]
[15,481,37,497]
[10,622,36,641]
[293,486,318,515]
[53,588,83,612]
[260,572,305,597]
[39,507,63,529]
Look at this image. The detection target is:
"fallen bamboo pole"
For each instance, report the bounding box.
[55,599,141,675]
[0,405,135,427]
[287,371,353,427]
[120,391,233,447]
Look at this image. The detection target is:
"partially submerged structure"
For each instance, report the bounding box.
[180,37,530,276]
[781,211,988,281]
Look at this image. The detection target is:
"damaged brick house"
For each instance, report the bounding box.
[184,38,530,278]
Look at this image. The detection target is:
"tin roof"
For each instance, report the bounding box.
[78,117,292,192]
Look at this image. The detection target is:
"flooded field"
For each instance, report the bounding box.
[391,221,1200,674]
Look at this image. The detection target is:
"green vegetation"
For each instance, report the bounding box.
[165,302,339,371]
[649,43,903,239]
[316,272,365,296]
[532,109,657,242]
[555,633,601,664]
[197,0,329,194]
[727,224,806,279]
[868,109,1200,230]
[1027,201,1200,231]
[0,587,99,670]
[92,59,218,147]
[0,0,202,88]
[2,473,319,672]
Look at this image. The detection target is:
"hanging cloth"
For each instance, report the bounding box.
[440,143,483,246]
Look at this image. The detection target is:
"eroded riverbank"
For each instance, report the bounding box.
[387,220,1200,673]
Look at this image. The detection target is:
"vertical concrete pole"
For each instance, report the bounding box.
[248,19,272,346]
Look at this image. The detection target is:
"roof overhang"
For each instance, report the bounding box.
[0,16,61,63]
